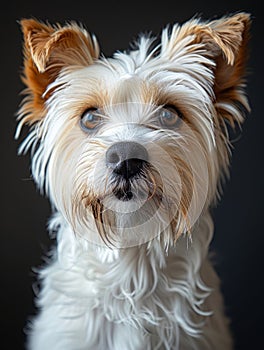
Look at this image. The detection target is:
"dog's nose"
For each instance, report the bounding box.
[106,141,148,179]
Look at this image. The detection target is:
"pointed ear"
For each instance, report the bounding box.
[20,19,100,124]
[205,13,251,126]
[161,13,251,125]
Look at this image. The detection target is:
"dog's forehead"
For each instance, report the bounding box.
[62,63,159,107]
[52,47,214,124]
[109,75,157,105]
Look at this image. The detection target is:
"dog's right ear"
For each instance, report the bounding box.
[19,19,100,124]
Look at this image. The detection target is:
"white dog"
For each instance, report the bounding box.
[17,13,250,349]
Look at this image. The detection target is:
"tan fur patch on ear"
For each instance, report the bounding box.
[21,19,99,72]
[195,13,250,65]
[208,13,251,126]
[19,19,100,125]
[21,19,55,73]
[163,13,250,65]
[172,13,251,125]
[210,14,251,87]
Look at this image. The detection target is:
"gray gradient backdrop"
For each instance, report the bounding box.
[1,1,262,349]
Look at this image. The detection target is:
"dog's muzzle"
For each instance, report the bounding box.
[105,141,149,200]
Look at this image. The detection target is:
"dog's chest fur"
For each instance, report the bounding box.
[29,211,232,350]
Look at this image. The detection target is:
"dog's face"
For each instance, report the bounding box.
[17,14,250,247]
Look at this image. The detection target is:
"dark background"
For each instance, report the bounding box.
[1,1,262,349]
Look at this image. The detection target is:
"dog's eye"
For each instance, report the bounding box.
[80,108,102,131]
[159,105,182,128]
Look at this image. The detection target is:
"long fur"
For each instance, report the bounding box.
[17,13,250,349]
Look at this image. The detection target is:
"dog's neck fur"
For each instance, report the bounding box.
[41,209,223,349]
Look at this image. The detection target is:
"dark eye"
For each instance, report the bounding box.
[159,105,182,128]
[80,108,103,131]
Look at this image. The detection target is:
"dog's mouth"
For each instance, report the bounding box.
[113,183,134,201]
[111,167,157,203]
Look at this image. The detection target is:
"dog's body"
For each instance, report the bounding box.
[17,13,250,350]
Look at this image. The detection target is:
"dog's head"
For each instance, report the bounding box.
[17,14,250,247]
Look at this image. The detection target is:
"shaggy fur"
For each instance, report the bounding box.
[16,13,250,350]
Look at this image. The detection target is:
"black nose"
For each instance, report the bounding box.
[106,141,148,179]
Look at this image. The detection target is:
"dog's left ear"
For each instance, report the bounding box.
[19,19,100,124]
[206,13,251,126]
[161,13,251,125]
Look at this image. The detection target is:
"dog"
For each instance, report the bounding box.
[16,13,250,350]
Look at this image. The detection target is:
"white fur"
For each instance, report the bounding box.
[26,211,233,350]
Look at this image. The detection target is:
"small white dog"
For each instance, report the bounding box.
[17,13,250,350]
